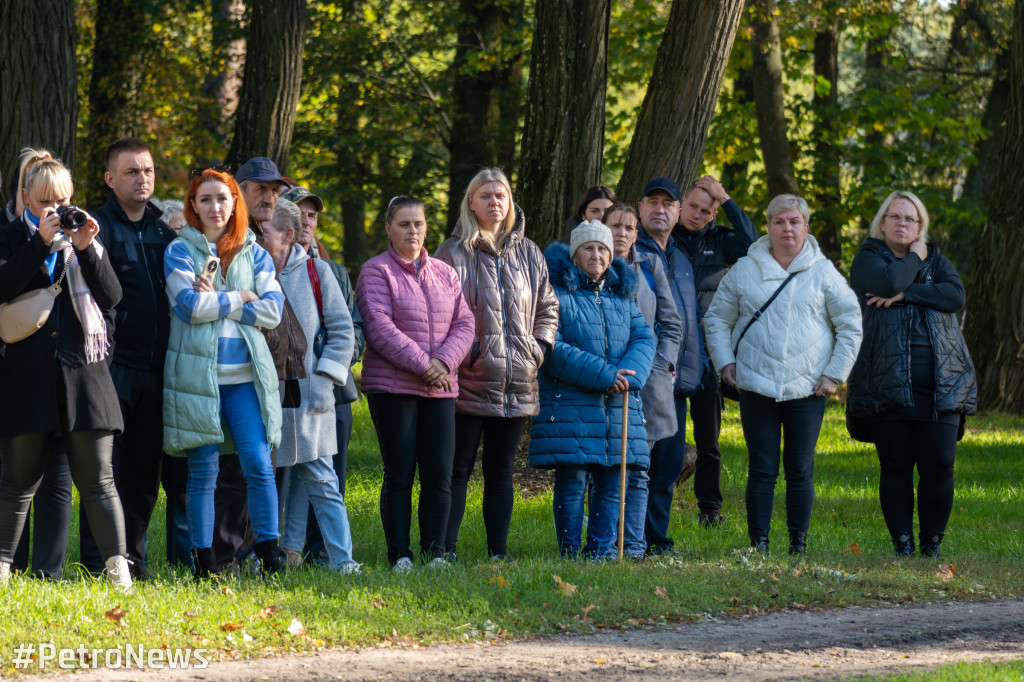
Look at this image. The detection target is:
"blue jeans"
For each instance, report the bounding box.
[739,391,826,538]
[553,465,620,560]
[645,394,688,553]
[623,466,650,559]
[186,383,278,549]
[281,457,355,570]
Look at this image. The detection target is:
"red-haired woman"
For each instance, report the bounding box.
[162,169,285,578]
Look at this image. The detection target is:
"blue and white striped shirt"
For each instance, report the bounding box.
[164,240,284,385]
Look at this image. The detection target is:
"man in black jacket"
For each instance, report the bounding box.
[675,175,756,528]
[80,138,180,578]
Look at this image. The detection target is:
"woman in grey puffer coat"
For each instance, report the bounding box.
[606,204,682,559]
[436,168,559,561]
[262,199,359,573]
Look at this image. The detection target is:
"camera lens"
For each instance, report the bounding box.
[55,205,87,231]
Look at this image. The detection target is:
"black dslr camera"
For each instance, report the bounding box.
[55,205,87,231]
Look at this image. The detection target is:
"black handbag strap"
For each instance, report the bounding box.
[733,272,798,357]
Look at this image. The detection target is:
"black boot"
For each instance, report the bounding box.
[788,531,807,555]
[919,532,943,559]
[191,547,218,581]
[254,539,286,577]
[891,531,915,557]
[750,535,769,555]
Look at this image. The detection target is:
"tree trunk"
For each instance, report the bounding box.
[962,46,1011,208]
[446,0,526,232]
[616,0,746,205]
[199,0,246,164]
[749,0,800,199]
[337,88,369,277]
[225,0,307,173]
[965,0,1024,413]
[721,64,755,194]
[812,15,842,261]
[0,0,77,203]
[82,0,148,208]
[516,0,609,249]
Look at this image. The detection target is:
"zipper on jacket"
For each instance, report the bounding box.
[497,254,512,417]
[138,228,160,366]
[595,286,612,466]
[419,271,436,367]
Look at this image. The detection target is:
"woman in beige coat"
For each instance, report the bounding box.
[435,168,559,561]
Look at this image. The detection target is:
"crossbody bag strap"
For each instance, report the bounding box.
[306,258,324,322]
[733,271,798,357]
[53,250,76,289]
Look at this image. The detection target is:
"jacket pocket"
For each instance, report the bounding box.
[308,373,335,412]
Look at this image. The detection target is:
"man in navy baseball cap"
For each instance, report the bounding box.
[235,156,285,233]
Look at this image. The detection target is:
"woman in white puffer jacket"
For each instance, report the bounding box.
[704,194,861,557]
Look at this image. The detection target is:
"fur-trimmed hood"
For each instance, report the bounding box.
[545,242,637,299]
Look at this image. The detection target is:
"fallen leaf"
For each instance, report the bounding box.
[730,597,739,606]
[489,576,509,588]
[221,586,235,596]
[581,604,595,623]
[792,603,806,609]
[769,586,779,598]
[220,621,244,632]
[595,659,606,664]
[287,619,306,636]
[258,605,280,619]
[937,564,957,581]
[552,574,577,597]
[654,586,669,598]
[844,542,862,555]
[105,605,128,627]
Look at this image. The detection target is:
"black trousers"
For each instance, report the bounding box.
[5,439,72,577]
[688,377,723,513]
[81,364,165,574]
[445,415,527,557]
[212,454,254,568]
[873,420,958,537]
[367,393,455,564]
[0,428,124,565]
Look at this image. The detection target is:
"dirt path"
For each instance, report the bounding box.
[61,599,1024,681]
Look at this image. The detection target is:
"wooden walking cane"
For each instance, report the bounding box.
[617,390,629,560]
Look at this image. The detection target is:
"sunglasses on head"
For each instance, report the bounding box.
[190,165,232,180]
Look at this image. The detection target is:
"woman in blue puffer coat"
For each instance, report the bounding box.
[530,221,655,560]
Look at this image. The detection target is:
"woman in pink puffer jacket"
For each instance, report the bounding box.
[356,195,475,571]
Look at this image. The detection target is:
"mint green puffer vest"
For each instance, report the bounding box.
[163,225,282,455]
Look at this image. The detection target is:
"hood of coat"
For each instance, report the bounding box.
[279,242,311,276]
[747,233,826,279]
[450,204,525,256]
[859,236,939,263]
[545,241,637,299]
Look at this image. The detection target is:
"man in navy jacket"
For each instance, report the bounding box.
[675,176,756,528]
[634,177,704,555]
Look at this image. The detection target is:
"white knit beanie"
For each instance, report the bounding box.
[570,220,614,258]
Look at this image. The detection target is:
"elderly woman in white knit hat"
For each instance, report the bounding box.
[530,220,655,559]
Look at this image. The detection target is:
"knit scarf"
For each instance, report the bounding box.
[24,213,109,363]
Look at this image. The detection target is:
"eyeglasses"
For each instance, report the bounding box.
[190,165,232,180]
[885,213,919,225]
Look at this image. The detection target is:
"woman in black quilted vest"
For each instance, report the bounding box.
[846,191,977,559]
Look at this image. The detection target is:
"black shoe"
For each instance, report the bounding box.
[892,531,915,557]
[788,531,807,555]
[698,510,724,528]
[750,536,769,555]
[191,547,218,581]
[919,532,944,559]
[253,539,286,577]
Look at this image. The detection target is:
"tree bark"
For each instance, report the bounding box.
[965,0,1024,413]
[812,14,842,261]
[0,0,77,204]
[225,0,307,173]
[749,0,800,199]
[616,0,746,205]
[199,0,246,164]
[82,0,148,207]
[516,0,609,248]
[446,0,526,232]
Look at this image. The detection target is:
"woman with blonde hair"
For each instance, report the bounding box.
[436,168,558,562]
[163,168,285,579]
[0,149,130,588]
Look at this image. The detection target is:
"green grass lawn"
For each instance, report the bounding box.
[1,400,1021,673]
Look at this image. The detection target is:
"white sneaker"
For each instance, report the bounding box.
[425,557,450,569]
[285,550,303,569]
[0,560,10,585]
[339,562,362,575]
[105,555,133,591]
[393,557,413,573]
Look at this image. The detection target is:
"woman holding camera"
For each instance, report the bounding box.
[0,148,131,588]
[163,169,285,579]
